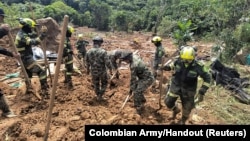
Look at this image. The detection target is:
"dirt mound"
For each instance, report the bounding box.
[36,17,61,52]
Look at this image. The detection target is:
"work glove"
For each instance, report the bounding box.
[198,85,209,95]
[195,94,204,104]
[195,85,208,104]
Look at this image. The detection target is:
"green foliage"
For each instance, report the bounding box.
[239,23,250,43]
[219,29,243,63]
[172,19,194,47]
[157,16,176,37]
[43,1,78,24]
[89,0,111,30]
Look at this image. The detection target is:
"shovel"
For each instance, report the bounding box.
[119,93,131,111]
[106,92,133,124]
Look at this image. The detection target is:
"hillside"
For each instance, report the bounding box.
[0,27,249,141]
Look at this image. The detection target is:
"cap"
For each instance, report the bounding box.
[0,8,6,17]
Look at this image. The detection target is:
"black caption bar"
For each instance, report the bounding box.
[85,125,250,141]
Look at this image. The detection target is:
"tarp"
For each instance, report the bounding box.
[210,59,250,104]
[32,46,44,60]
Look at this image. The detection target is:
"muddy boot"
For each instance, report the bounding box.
[63,71,71,84]
[136,105,145,115]
[63,73,68,83]
[170,106,181,120]
[65,80,73,90]
[41,83,49,99]
[177,116,188,125]
[0,95,17,118]
[96,94,103,101]
[22,86,34,101]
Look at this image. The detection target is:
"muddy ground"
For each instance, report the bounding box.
[0,27,249,141]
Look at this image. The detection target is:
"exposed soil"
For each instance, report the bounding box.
[0,27,248,141]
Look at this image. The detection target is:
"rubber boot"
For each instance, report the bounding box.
[63,72,68,83]
[21,85,34,101]
[67,80,74,90]
[97,94,103,101]
[41,83,49,99]
[170,106,181,120]
[97,90,104,101]
[26,85,35,95]
[136,105,145,115]
[178,116,188,125]
[0,95,17,118]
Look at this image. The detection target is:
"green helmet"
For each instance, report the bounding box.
[93,36,103,43]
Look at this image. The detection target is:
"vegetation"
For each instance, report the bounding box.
[1,0,250,62]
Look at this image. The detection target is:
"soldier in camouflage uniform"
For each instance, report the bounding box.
[15,18,49,98]
[161,46,211,124]
[63,26,75,90]
[151,36,166,92]
[0,48,18,118]
[152,36,166,76]
[107,49,132,79]
[75,34,89,66]
[120,52,154,115]
[86,36,112,101]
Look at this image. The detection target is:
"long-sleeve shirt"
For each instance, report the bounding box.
[86,44,112,75]
[0,27,13,57]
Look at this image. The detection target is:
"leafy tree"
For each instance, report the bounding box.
[89,0,111,30]
[172,19,195,47]
[43,1,78,24]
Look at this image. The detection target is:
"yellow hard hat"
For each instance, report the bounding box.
[180,46,195,60]
[78,34,83,40]
[67,26,74,34]
[19,18,37,28]
[151,36,162,43]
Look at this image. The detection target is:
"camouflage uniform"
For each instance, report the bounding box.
[129,54,154,112]
[162,58,211,124]
[153,43,165,72]
[76,39,89,65]
[0,32,16,117]
[0,9,17,117]
[63,37,74,89]
[86,44,112,99]
[15,26,48,96]
[107,49,130,79]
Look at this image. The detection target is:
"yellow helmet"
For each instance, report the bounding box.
[67,26,74,34]
[151,36,162,43]
[78,34,83,40]
[180,46,195,60]
[19,18,37,28]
